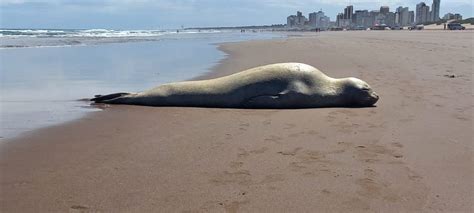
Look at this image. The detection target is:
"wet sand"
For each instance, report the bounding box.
[1,31,472,212]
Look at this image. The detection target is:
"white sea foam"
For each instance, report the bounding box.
[0,28,223,38]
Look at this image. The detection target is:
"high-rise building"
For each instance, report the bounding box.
[309,10,330,28]
[319,16,330,29]
[354,10,372,28]
[309,12,318,27]
[416,2,431,24]
[316,11,325,26]
[443,13,462,20]
[395,8,401,24]
[344,5,353,20]
[287,11,308,28]
[385,12,396,26]
[318,11,330,29]
[287,15,297,27]
[367,6,395,26]
[336,5,354,28]
[374,13,385,25]
[336,13,344,25]
[309,10,329,29]
[369,10,380,26]
[396,7,402,24]
[431,0,440,22]
[443,13,453,20]
[409,11,415,24]
[287,10,330,29]
[396,7,411,26]
[296,11,307,25]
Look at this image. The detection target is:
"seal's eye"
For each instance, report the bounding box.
[361,87,370,91]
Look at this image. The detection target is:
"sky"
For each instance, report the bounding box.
[1,0,473,29]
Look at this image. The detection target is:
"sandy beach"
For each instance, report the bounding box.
[1,31,472,212]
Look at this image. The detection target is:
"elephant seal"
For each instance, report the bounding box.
[91,63,379,108]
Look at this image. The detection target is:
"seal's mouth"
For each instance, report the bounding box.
[368,92,379,106]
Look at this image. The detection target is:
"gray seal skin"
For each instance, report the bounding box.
[91,63,379,108]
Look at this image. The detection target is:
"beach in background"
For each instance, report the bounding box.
[1,31,472,212]
[0,30,282,138]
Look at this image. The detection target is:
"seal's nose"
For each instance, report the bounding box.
[370,92,379,105]
[372,92,379,101]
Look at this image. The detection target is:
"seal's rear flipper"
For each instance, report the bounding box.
[91,93,130,103]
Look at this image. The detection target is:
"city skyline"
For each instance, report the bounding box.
[0,0,472,29]
[287,0,466,30]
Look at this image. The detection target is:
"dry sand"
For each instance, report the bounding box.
[1,31,472,212]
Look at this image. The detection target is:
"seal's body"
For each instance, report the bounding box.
[92,63,379,108]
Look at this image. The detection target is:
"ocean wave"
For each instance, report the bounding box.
[0,29,222,38]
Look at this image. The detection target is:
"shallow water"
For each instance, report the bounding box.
[0,31,282,139]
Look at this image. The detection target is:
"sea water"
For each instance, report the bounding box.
[0,29,282,139]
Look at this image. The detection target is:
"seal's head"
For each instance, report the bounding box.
[341,77,379,107]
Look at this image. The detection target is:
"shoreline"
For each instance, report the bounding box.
[0,32,284,140]
[0,36,274,141]
[1,31,472,212]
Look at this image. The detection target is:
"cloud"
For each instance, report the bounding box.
[0,0,202,13]
[1,0,472,28]
[2,0,472,9]
[263,0,472,9]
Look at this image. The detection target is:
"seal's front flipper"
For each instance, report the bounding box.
[243,94,283,108]
[91,93,130,103]
[243,89,306,109]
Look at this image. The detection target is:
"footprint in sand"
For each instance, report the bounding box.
[325,114,337,122]
[223,200,250,213]
[391,142,403,148]
[209,170,252,186]
[237,148,250,159]
[283,123,296,130]
[333,121,359,134]
[249,147,269,154]
[70,205,89,212]
[277,147,302,156]
[356,141,405,163]
[288,131,306,138]
[238,123,250,131]
[229,161,244,169]
[334,109,359,117]
[264,135,282,143]
[262,120,272,125]
[306,130,328,139]
[259,174,286,184]
[321,189,331,194]
[281,149,335,174]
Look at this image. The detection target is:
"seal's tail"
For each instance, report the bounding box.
[90,93,130,103]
